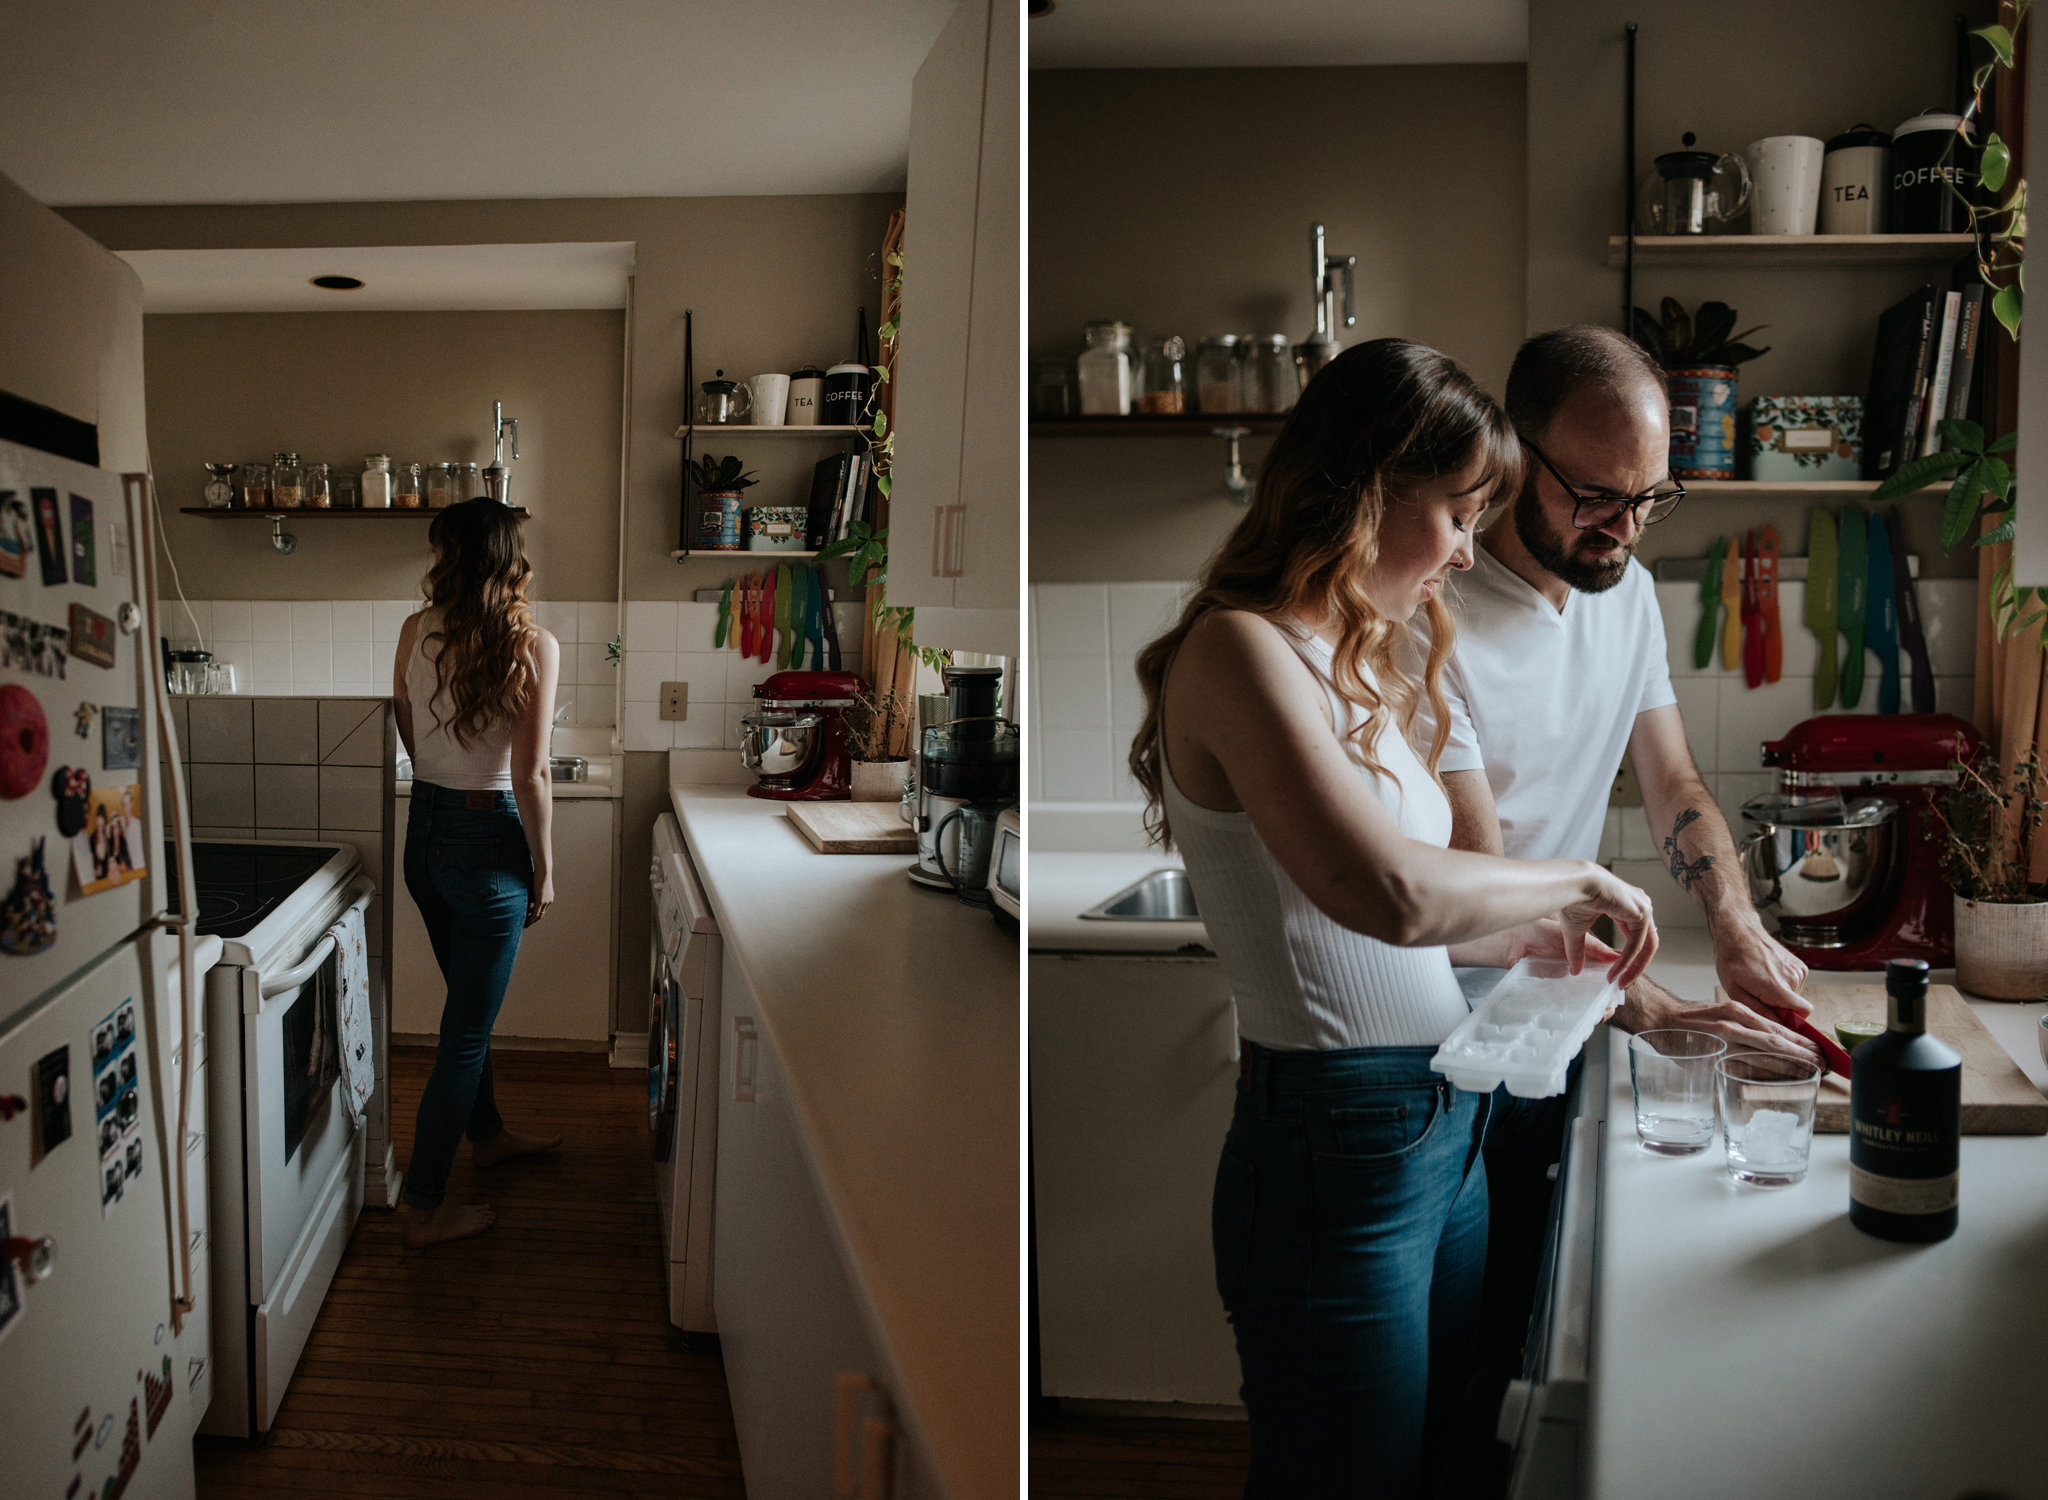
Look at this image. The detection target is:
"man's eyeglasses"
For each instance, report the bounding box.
[1524,440,1686,530]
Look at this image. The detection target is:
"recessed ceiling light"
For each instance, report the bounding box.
[310,275,364,290]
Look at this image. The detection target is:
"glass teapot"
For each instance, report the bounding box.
[697,370,753,425]
[1636,133,1752,235]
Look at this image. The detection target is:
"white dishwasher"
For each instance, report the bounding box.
[649,812,720,1334]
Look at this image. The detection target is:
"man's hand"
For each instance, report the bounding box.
[1709,908,1810,1017]
[1612,975,1822,1068]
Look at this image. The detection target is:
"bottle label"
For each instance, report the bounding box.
[1850,1163,1958,1215]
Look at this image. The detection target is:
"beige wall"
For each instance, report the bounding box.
[64,194,896,1035]
[1528,0,1996,578]
[0,171,146,470]
[144,309,623,600]
[1028,64,1527,582]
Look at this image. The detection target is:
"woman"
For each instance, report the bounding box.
[1129,340,1657,1496]
[393,498,563,1250]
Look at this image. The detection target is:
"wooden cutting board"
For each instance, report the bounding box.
[1717,984,2048,1134]
[785,800,918,855]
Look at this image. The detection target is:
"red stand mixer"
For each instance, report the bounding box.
[1742,714,1981,969]
[738,670,864,801]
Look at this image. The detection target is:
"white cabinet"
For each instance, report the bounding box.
[1029,952,1243,1406]
[715,959,942,1500]
[891,0,1019,658]
[391,795,619,1043]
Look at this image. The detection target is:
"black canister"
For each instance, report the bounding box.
[1889,111,1976,232]
[944,664,1004,741]
[821,362,875,426]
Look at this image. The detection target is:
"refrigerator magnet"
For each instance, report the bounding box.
[0,684,50,798]
[52,766,89,837]
[68,604,116,670]
[0,1195,23,1345]
[73,701,96,738]
[1,611,68,679]
[101,706,138,769]
[68,496,95,587]
[71,785,145,897]
[30,489,65,586]
[0,837,57,955]
[144,1355,174,1439]
[0,492,29,578]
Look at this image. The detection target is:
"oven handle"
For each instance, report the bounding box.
[258,881,374,1000]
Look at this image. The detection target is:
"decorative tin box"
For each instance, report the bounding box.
[1666,366,1740,479]
[1747,395,1863,481]
[745,505,810,553]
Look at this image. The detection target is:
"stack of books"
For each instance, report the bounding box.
[1864,280,1987,480]
[805,450,874,550]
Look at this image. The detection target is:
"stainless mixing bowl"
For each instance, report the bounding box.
[740,709,823,783]
[1739,794,1896,947]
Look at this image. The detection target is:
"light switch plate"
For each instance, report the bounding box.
[660,682,689,721]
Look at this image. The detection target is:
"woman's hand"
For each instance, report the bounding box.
[1559,864,1658,989]
[1449,917,1623,973]
[526,872,555,928]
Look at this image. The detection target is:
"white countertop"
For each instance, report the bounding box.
[668,783,1017,1500]
[1590,929,2048,1500]
[1028,850,1208,954]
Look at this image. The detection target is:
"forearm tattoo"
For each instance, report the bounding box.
[1662,807,1717,893]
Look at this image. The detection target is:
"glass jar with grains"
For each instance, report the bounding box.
[269,452,303,509]
[1196,335,1244,414]
[303,461,332,509]
[394,463,423,509]
[1137,337,1189,414]
[424,462,455,509]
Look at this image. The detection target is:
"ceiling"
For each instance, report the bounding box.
[117,243,638,312]
[1028,0,1527,69]
[0,0,955,207]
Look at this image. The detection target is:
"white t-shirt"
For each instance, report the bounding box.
[1413,547,1676,864]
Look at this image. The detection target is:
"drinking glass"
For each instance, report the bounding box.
[1717,1052,1823,1186]
[1627,1030,1726,1155]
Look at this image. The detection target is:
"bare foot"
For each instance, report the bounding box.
[471,1126,563,1170]
[403,1201,496,1250]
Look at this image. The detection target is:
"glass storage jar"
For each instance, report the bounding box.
[1243,335,1296,414]
[394,463,422,509]
[360,455,393,509]
[424,462,455,509]
[304,462,332,509]
[238,461,270,510]
[269,452,303,509]
[1031,355,1077,419]
[459,461,486,500]
[1136,337,1189,414]
[1196,336,1244,414]
[1076,321,1135,416]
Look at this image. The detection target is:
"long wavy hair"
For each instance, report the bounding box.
[1129,338,1521,848]
[419,499,539,749]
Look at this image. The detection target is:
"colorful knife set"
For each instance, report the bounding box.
[1694,524,1782,687]
[712,563,840,671]
[1694,506,1930,712]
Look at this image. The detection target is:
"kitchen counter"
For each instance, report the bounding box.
[668,782,1017,1500]
[1589,929,2048,1500]
[1029,850,1207,954]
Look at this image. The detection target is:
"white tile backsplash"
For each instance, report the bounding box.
[250,601,292,641]
[289,600,332,642]
[625,600,678,653]
[332,600,371,643]
[1035,583,1111,657]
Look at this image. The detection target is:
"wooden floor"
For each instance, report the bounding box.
[1029,1411,1249,1499]
[195,1046,746,1499]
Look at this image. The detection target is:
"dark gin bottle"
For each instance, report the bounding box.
[1849,958,1960,1243]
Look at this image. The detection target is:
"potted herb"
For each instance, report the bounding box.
[1629,298,1770,480]
[1928,748,2048,998]
[843,685,912,801]
[689,453,758,553]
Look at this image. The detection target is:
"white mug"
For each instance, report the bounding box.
[1746,135,1826,235]
[747,373,791,427]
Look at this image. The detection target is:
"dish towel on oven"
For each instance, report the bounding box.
[330,904,374,1125]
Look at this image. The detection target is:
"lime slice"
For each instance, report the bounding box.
[1834,1019,1885,1052]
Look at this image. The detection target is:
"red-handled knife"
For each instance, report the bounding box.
[1758,524,1783,683]
[1741,529,1764,688]
[1771,1006,1854,1079]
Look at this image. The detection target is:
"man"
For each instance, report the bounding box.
[1431,324,1816,1058]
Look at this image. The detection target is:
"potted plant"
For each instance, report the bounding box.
[689,453,758,553]
[844,684,912,802]
[1629,298,1770,480]
[1927,747,2048,998]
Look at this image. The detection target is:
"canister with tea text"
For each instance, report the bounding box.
[1819,125,1890,234]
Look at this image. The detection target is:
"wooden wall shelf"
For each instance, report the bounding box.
[1605,233,1974,270]
[1681,481,1941,501]
[1030,416,1288,438]
[675,423,867,439]
[180,506,531,518]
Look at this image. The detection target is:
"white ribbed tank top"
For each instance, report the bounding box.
[1162,630,1471,1050]
[405,609,516,792]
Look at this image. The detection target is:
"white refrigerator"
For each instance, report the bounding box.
[0,436,206,1499]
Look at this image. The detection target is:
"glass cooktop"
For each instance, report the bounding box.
[164,842,342,939]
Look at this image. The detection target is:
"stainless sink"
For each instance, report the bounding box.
[549,756,589,783]
[1079,868,1200,921]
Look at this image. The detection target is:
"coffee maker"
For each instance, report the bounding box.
[739,670,864,800]
[910,665,1019,899]
[1740,713,1981,968]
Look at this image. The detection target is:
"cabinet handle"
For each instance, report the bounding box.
[733,1016,757,1104]
[860,1415,895,1500]
[930,504,967,579]
[835,1373,894,1499]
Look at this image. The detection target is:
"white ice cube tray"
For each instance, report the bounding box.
[1429,957,1621,1099]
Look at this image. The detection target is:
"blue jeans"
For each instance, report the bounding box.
[1214,1041,1494,1499]
[401,784,530,1210]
